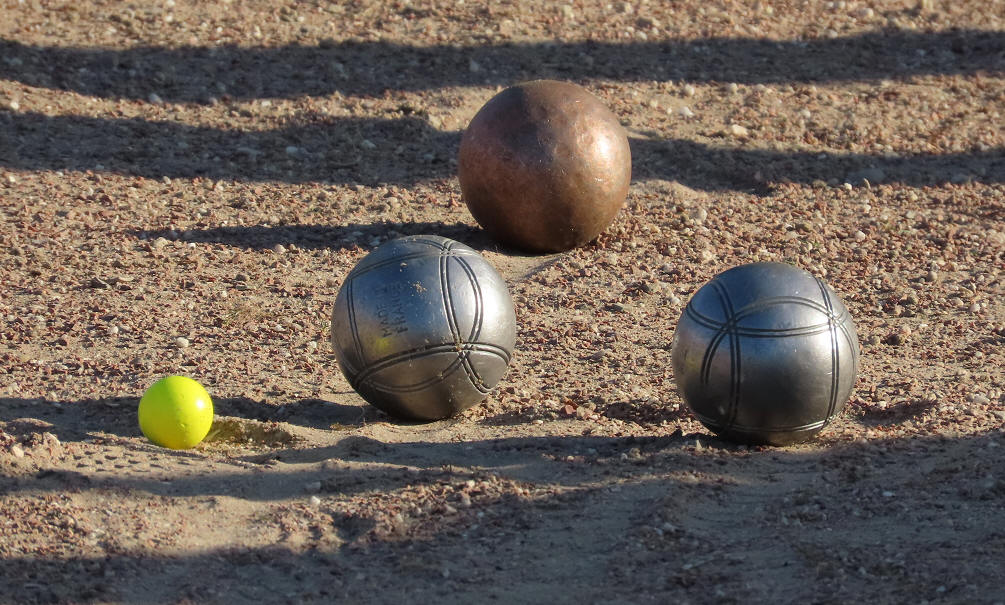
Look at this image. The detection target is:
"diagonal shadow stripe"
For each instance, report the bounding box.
[0,111,457,185]
[1,30,1002,102]
[1,111,1002,189]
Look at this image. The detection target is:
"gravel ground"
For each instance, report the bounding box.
[1,1,1004,603]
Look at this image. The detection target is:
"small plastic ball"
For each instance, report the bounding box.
[138,376,214,449]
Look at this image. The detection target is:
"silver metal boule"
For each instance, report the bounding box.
[330,235,517,421]
[671,262,860,446]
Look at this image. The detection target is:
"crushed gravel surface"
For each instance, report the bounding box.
[2,1,1003,603]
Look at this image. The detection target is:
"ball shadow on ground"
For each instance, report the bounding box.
[213,396,414,432]
[476,397,694,427]
[134,221,507,255]
[0,395,382,444]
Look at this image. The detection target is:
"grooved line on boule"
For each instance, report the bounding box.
[345,277,365,373]
[439,240,488,392]
[685,296,850,336]
[816,277,841,424]
[722,282,742,430]
[353,342,510,394]
[700,280,742,431]
[694,411,828,434]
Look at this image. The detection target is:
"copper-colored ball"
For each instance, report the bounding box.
[458,80,632,253]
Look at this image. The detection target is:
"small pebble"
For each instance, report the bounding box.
[678,105,695,118]
[175,337,190,348]
[728,124,750,137]
[683,84,696,97]
[688,206,708,223]
[969,394,991,406]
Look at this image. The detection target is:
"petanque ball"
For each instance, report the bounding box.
[330,235,517,420]
[458,79,632,253]
[671,262,860,446]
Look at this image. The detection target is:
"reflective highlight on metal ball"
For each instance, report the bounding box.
[671,262,859,446]
[458,80,632,253]
[330,235,517,421]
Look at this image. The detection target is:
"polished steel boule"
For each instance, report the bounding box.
[671,262,859,446]
[330,235,516,421]
[458,79,632,253]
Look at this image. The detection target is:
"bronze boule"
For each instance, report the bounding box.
[458,80,632,253]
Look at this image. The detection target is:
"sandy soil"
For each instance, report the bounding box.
[2,1,1004,603]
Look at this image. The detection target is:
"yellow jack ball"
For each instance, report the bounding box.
[138,376,214,449]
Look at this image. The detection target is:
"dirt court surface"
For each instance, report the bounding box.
[2,1,1004,603]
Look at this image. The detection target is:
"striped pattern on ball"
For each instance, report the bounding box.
[331,236,516,420]
[672,262,859,445]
